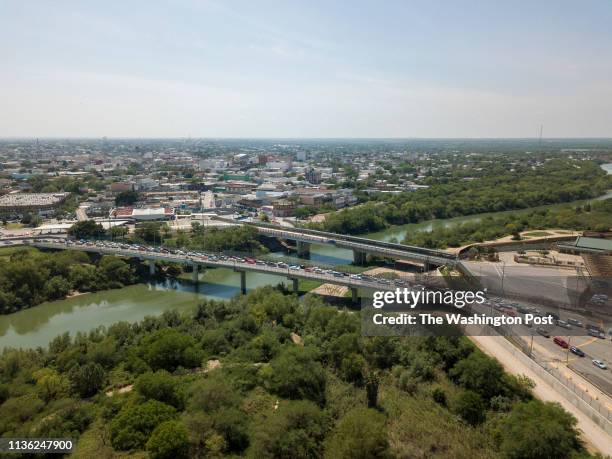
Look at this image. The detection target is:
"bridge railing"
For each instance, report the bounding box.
[212,216,457,260]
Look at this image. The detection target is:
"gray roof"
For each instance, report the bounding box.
[574,237,612,252]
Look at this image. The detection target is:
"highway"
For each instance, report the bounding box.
[471,299,612,398]
[213,217,459,266]
[29,239,413,296]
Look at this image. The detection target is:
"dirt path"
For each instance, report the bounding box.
[471,335,612,456]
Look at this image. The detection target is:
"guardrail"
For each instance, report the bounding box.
[31,242,403,292]
[213,217,458,264]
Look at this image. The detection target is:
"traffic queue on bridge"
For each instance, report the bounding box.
[33,238,416,289]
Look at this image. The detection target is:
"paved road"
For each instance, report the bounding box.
[472,335,612,456]
[30,240,410,293]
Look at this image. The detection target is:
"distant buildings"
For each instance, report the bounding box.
[0,192,70,217]
[110,182,135,192]
[305,168,322,184]
[110,206,175,221]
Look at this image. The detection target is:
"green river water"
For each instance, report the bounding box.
[1,181,611,349]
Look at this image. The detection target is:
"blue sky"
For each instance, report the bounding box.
[1,0,611,138]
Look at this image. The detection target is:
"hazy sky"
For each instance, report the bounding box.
[1,0,611,138]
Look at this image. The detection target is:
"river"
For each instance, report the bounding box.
[1,189,611,349]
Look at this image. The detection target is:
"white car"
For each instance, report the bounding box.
[592,359,607,370]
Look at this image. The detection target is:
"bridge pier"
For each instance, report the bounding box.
[148,259,156,276]
[296,241,311,258]
[290,277,299,294]
[350,287,359,304]
[239,270,247,295]
[353,250,367,266]
[191,263,199,283]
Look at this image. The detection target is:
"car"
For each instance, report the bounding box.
[592,359,607,370]
[536,327,550,338]
[553,336,569,349]
[588,329,606,339]
[556,320,571,330]
[570,346,585,357]
[567,318,583,327]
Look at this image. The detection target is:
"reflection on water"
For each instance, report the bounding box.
[0,270,287,349]
[2,193,610,350]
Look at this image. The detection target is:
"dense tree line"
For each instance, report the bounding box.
[0,249,138,314]
[68,220,267,255]
[0,287,589,458]
[315,160,610,234]
[169,224,267,255]
[403,198,612,249]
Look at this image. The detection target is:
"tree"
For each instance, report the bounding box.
[44,276,71,300]
[107,225,128,239]
[248,400,328,458]
[453,390,486,426]
[68,362,106,398]
[496,400,582,459]
[261,346,326,404]
[324,408,389,459]
[146,420,190,459]
[68,264,99,292]
[98,256,134,287]
[68,220,105,239]
[139,329,203,372]
[115,190,139,206]
[449,351,504,400]
[32,368,70,402]
[135,370,183,409]
[135,222,162,243]
[110,400,176,451]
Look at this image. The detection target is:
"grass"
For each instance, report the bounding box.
[4,222,24,230]
[298,279,323,292]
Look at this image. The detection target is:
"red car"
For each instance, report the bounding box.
[553,336,569,349]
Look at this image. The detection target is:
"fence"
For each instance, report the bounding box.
[504,334,612,434]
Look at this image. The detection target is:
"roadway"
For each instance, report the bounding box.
[213,217,459,267]
[29,239,411,296]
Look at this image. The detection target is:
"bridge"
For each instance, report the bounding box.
[212,217,458,267]
[30,240,411,303]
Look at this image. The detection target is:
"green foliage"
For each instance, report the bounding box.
[168,225,267,254]
[139,329,203,372]
[32,399,94,439]
[453,390,486,425]
[69,362,106,398]
[248,400,329,458]
[324,407,389,459]
[135,370,184,409]
[146,420,190,459]
[114,190,140,206]
[495,400,582,459]
[135,222,163,243]
[110,400,176,450]
[449,351,505,400]
[0,248,141,314]
[260,346,327,404]
[68,220,105,239]
[0,287,590,458]
[404,198,612,248]
[316,160,609,235]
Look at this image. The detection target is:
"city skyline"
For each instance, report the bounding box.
[1,0,612,138]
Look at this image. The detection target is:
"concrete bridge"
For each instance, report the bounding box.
[213,217,458,267]
[30,241,410,303]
